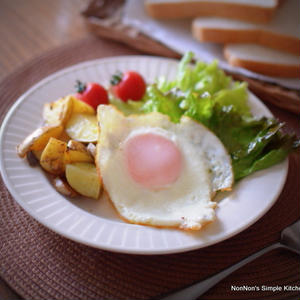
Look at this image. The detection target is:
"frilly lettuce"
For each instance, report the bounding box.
[141,85,182,123]
[109,52,299,181]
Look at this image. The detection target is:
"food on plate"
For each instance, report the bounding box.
[86,142,96,158]
[17,93,101,199]
[17,53,299,231]
[40,137,67,175]
[75,81,109,110]
[110,71,146,101]
[43,96,73,126]
[96,105,233,230]
[64,140,94,164]
[72,96,95,115]
[65,163,100,199]
[17,125,63,158]
[65,113,98,143]
[51,176,78,198]
[43,95,96,126]
[32,150,43,161]
[58,131,71,143]
[111,52,299,181]
[26,151,39,167]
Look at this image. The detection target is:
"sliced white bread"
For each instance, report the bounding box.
[145,0,280,23]
[192,0,299,55]
[224,44,300,78]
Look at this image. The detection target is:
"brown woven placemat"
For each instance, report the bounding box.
[0,36,299,300]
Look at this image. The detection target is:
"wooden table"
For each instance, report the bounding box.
[0,0,90,81]
[0,1,90,298]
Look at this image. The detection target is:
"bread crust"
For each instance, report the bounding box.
[192,24,299,55]
[224,46,300,78]
[145,1,278,23]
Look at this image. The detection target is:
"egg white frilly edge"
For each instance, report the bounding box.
[96,105,233,230]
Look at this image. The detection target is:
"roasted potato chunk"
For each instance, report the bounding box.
[40,137,67,175]
[51,176,78,198]
[72,96,95,114]
[32,150,43,161]
[65,113,98,142]
[65,140,93,164]
[43,96,73,126]
[17,125,63,158]
[65,163,101,199]
[26,151,39,167]
[59,131,71,143]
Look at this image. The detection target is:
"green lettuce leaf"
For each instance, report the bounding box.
[207,105,297,180]
[176,52,231,94]
[179,92,214,127]
[158,52,250,115]
[141,85,182,123]
[157,52,231,95]
[214,82,250,116]
[109,96,144,115]
[243,135,298,177]
[108,52,299,181]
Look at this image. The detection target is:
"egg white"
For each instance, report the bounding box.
[96,105,233,230]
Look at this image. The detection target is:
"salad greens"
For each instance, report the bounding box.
[110,52,299,181]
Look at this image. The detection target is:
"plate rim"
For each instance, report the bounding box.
[0,55,289,255]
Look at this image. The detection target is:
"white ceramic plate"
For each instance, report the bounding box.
[0,56,288,255]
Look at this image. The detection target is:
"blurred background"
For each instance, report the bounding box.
[1,0,299,113]
[0,0,89,80]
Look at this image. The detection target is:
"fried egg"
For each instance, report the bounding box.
[96,105,233,230]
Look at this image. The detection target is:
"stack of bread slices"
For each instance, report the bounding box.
[145,0,299,78]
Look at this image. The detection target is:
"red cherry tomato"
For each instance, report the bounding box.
[111,71,146,102]
[75,81,108,110]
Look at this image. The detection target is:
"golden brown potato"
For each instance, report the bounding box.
[51,176,78,198]
[42,95,95,127]
[32,150,43,161]
[59,131,71,143]
[65,113,98,143]
[40,137,67,175]
[26,151,39,167]
[72,96,95,115]
[17,125,63,158]
[65,163,101,199]
[43,96,73,126]
[64,140,93,164]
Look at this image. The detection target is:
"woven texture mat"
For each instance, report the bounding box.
[0,37,299,300]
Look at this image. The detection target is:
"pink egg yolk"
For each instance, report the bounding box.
[124,133,182,189]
